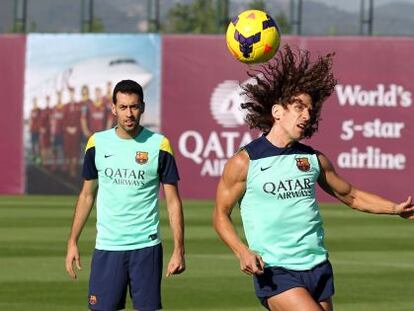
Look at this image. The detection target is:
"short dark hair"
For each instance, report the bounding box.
[112,80,144,104]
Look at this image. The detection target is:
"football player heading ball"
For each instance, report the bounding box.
[214,44,414,310]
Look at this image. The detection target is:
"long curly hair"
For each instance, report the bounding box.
[240,44,337,138]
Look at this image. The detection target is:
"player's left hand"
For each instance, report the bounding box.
[394,196,414,219]
[65,242,82,279]
[166,250,185,277]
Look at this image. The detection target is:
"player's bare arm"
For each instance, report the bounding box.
[65,179,97,279]
[317,152,414,218]
[213,150,265,276]
[164,183,186,277]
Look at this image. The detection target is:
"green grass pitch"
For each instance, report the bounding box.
[0,195,413,310]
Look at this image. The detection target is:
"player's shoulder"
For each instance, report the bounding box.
[140,127,161,137]
[293,142,318,155]
[87,128,115,147]
[93,128,114,139]
[226,147,250,170]
[137,127,165,143]
[241,135,272,160]
[150,129,174,155]
[222,148,249,182]
[244,136,318,160]
[135,127,172,151]
[85,135,96,152]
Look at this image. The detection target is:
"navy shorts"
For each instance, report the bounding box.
[88,243,163,311]
[253,260,334,309]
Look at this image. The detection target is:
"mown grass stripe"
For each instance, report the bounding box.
[0,196,414,310]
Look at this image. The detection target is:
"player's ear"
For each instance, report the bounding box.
[111,103,117,116]
[272,104,281,120]
[140,101,145,113]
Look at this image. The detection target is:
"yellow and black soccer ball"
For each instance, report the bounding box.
[226,9,281,64]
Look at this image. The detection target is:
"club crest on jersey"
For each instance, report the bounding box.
[136,151,148,164]
[296,157,310,172]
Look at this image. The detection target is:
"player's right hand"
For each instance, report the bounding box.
[396,196,414,219]
[65,243,82,279]
[238,248,265,276]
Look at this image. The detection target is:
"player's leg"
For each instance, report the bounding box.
[254,261,334,311]
[266,288,334,311]
[306,260,335,311]
[254,266,307,310]
[267,287,324,311]
[319,297,333,311]
[88,249,128,311]
[129,244,163,311]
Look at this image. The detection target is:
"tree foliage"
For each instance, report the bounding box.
[248,0,266,11]
[163,0,291,35]
[276,12,292,35]
[248,0,291,34]
[164,0,219,34]
[81,17,104,33]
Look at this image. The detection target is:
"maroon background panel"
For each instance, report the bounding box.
[0,35,26,194]
[162,35,414,202]
[304,37,414,202]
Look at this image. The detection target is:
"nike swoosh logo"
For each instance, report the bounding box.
[104,154,114,158]
[260,166,271,171]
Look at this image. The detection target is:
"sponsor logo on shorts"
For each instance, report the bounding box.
[89,295,97,305]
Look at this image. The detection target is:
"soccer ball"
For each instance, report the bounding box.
[226,10,281,64]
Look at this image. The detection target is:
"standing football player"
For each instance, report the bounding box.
[65,79,185,311]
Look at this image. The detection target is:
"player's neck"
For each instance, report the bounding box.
[265,127,297,148]
[115,125,143,139]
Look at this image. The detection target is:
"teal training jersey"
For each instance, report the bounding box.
[82,127,180,251]
[239,135,328,270]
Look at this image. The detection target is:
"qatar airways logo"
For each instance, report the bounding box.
[336,84,412,107]
[103,168,146,186]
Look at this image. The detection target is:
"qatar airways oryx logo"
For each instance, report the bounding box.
[177,77,260,177]
[209,77,260,128]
